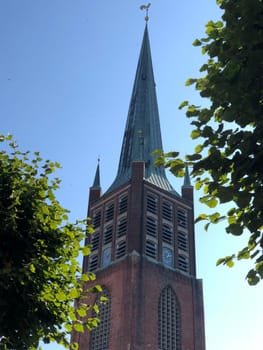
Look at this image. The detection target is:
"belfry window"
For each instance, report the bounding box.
[105,203,114,222]
[162,202,173,221]
[91,232,99,251]
[162,224,173,245]
[92,211,101,229]
[147,194,157,214]
[145,240,157,259]
[116,240,126,259]
[178,231,188,252]
[146,216,157,237]
[117,217,127,237]
[177,209,187,229]
[89,255,98,272]
[158,286,181,350]
[178,255,189,273]
[118,195,128,214]
[103,225,113,245]
[90,287,111,350]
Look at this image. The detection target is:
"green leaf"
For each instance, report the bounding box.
[64,323,72,332]
[226,260,234,268]
[195,144,203,153]
[185,78,197,86]
[178,100,189,109]
[204,197,218,208]
[69,288,80,299]
[29,264,36,273]
[227,224,243,236]
[246,269,260,285]
[237,248,250,260]
[190,129,200,139]
[93,304,99,315]
[82,246,91,256]
[70,342,79,350]
[195,214,207,223]
[73,323,84,333]
[195,179,203,190]
[209,212,221,223]
[77,308,87,317]
[228,216,236,225]
[216,258,225,266]
[186,153,202,161]
[192,39,201,46]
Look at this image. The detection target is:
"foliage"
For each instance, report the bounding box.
[0,135,101,350]
[156,0,263,284]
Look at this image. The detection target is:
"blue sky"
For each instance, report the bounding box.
[1,1,262,349]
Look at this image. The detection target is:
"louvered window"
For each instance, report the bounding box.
[105,203,114,222]
[104,225,113,245]
[91,232,99,251]
[116,240,126,259]
[147,195,157,214]
[90,287,111,350]
[178,255,189,273]
[178,231,188,252]
[162,224,173,245]
[145,240,157,259]
[89,255,98,272]
[92,211,101,229]
[117,217,127,237]
[177,209,187,229]
[158,286,181,350]
[146,216,157,237]
[163,202,173,221]
[118,195,128,214]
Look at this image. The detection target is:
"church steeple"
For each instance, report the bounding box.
[107,24,177,194]
[73,17,206,350]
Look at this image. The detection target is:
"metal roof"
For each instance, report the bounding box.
[107,25,178,195]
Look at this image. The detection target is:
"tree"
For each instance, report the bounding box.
[156,0,263,284]
[0,135,101,350]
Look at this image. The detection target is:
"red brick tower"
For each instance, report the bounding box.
[73,24,206,350]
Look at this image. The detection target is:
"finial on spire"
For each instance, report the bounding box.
[140,3,151,22]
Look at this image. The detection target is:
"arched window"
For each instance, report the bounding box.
[158,286,181,350]
[90,287,111,350]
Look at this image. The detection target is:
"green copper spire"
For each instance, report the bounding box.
[107,24,177,195]
[91,159,101,189]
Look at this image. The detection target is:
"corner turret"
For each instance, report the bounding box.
[182,166,193,202]
[89,160,102,204]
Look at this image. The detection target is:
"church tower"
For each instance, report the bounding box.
[73,22,206,350]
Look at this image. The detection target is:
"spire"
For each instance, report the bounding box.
[183,166,192,187]
[107,25,177,195]
[91,159,101,189]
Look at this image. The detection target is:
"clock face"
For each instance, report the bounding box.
[102,247,112,267]
[162,247,173,267]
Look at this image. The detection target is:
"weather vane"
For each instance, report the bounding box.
[140,3,151,22]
